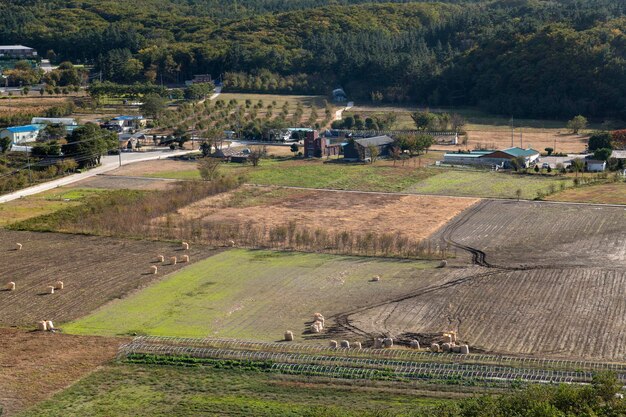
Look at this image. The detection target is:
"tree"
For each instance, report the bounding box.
[61,123,117,168]
[593,148,612,161]
[197,157,221,181]
[141,94,167,119]
[367,144,380,163]
[510,157,525,171]
[414,134,434,155]
[588,132,613,151]
[534,164,540,173]
[411,111,436,130]
[31,141,62,157]
[571,158,585,177]
[200,141,212,157]
[450,113,466,132]
[0,137,12,153]
[184,82,215,100]
[544,147,554,155]
[248,148,263,167]
[390,145,401,166]
[566,115,587,134]
[38,124,67,142]
[290,143,299,156]
[515,188,522,201]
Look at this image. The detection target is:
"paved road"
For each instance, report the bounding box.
[0,150,195,204]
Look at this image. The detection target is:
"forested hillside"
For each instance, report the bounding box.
[1,0,626,119]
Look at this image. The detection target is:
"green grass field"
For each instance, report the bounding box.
[0,188,103,227]
[406,170,573,200]
[63,249,438,339]
[147,158,439,192]
[19,364,450,417]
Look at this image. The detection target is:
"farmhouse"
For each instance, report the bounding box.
[31,117,77,126]
[443,147,540,168]
[586,159,606,172]
[343,136,394,162]
[0,45,37,58]
[104,115,147,132]
[214,146,250,162]
[0,124,45,144]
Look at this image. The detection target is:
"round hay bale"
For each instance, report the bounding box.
[438,260,447,268]
[37,321,47,331]
[313,320,324,330]
[54,281,64,290]
[442,333,452,344]
[373,338,383,349]
[284,331,294,341]
[150,265,158,275]
[451,345,461,353]
[329,340,338,348]
[15,243,22,250]
[353,342,362,349]
[157,255,165,263]
[170,256,177,265]
[340,340,350,348]
[409,339,420,349]
[383,338,393,348]
[227,240,235,247]
[7,281,15,291]
[459,345,470,355]
[430,343,440,353]
[372,275,380,282]
[45,320,54,330]
[310,323,321,333]
[442,343,451,353]
[47,286,55,295]
[182,255,190,263]
[182,242,189,250]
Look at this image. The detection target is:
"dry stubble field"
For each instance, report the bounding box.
[169,186,479,242]
[0,328,123,416]
[0,229,219,327]
[338,201,626,360]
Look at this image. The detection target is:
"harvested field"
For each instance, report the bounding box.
[545,182,626,205]
[172,186,478,242]
[63,250,444,340]
[107,159,195,177]
[0,97,70,115]
[0,328,122,417]
[0,229,219,327]
[460,130,588,154]
[72,174,179,191]
[335,200,626,360]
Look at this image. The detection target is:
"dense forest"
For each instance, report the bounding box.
[1,0,626,119]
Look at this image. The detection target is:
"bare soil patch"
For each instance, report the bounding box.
[0,229,219,327]
[459,130,588,154]
[72,175,178,191]
[107,159,195,177]
[545,182,626,205]
[171,186,479,242]
[0,328,123,416]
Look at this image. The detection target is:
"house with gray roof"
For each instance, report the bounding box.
[343,135,394,162]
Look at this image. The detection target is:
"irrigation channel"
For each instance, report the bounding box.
[119,336,626,386]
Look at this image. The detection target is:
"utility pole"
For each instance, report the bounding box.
[510,116,514,147]
[27,154,32,183]
[118,150,122,167]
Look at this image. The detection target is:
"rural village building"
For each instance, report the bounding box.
[585,159,606,172]
[0,124,45,144]
[0,45,37,58]
[343,135,394,162]
[443,147,540,168]
[31,117,77,126]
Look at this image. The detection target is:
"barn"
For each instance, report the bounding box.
[343,136,394,162]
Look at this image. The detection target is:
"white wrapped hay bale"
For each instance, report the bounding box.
[157,255,165,263]
[430,343,440,353]
[37,321,47,331]
[383,338,393,348]
[149,265,158,275]
[227,240,235,247]
[182,242,189,250]
[15,243,22,250]
[329,340,338,348]
[45,320,54,330]
[181,255,189,263]
[284,331,294,341]
[460,345,470,355]
[54,281,64,290]
[310,322,321,333]
[442,342,451,353]
[452,345,461,353]
[340,340,350,348]
[47,286,55,294]
[372,275,380,282]
[409,339,420,349]
[170,256,177,265]
[438,260,447,268]
[373,338,383,349]
[7,281,15,291]
[353,342,362,349]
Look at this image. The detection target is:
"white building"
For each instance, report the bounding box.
[0,45,37,58]
[586,159,606,172]
[31,117,77,126]
[0,124,45,144]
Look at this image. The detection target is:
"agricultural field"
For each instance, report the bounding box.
[545,182,626,205]
[406,170,573,200]
[345,105,591,153]
[0,96,71,117]
[170,186,478,242]
[0,328,122,417]
[18,363,449,417]
[0,188,103,227]
[63,249,445,340]
[0,229,220,327]
[341,200,626,360]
